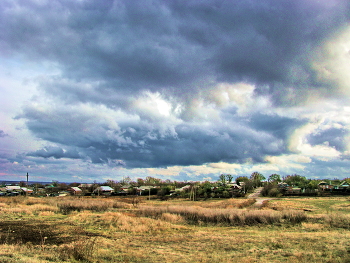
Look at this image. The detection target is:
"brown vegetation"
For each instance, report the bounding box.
[0,196,349,262]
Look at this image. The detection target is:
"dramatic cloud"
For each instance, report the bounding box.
[1,0,350,182]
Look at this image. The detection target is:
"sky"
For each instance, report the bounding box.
[1,0,350,183]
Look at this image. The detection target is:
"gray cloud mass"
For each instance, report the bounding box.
[2,0,350,180]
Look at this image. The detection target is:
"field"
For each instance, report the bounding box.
[0,195,350,262]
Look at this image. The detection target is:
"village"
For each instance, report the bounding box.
[1,173,350,198]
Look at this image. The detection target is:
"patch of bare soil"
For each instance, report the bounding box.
[0,220,97,245]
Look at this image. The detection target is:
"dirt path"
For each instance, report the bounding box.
[247,187,272,208]
[247,187,264,199]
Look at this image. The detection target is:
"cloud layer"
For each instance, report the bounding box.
[1,0,350,181]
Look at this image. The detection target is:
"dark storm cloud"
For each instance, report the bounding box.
[248,113,307,140]
[2,0,349,103]
[17,101,303,168]
[4,0,350,171]
[27,146,81,159]
[307,127,349,152]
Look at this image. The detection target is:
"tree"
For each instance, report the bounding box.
[250,172,266,187]
[157,186,171,197]
[197,181,213,198]
[136,178,145,186]
[268,174,281,183]
[236,176,250,185]
[226,174,233,184]
[144,176,161,186]
[236,176,253,193]
[121,176,132,185]
[105,180,119,190]
[218,174,233,186]
[306,179,319,190]
[284,174,308,188]
[218,174,227,186]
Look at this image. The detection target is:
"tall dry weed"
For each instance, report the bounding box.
[138,205,307,226]
[57,238,96,262]
[325,213,350,229]
[200,198,256,209]
[161,212,185,223]
[57,199,112,214]
[281,209,307,224]
[68,211,184,233]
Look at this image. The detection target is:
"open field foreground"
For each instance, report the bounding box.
[0,196,350,262]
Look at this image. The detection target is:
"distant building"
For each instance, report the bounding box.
[94,186,115,195]
[69,187,83,195]
[6,186,21,191]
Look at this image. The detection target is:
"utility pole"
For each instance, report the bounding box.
[26,172,29,197]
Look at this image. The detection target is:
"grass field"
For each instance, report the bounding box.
[0,195,350,262]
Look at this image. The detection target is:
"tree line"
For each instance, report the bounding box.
[6,173,350,198]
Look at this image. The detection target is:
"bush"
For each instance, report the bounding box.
[325,213,350,229]
[261,184,281,197]
[57,199,111,214]
[268,188,282,197]
[281,210,307,224]
[58,238,96,262]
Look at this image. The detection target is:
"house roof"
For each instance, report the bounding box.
[138,186,153,190]
[78,184,93,188]
[21,187,33,192]
[98,186,114,191]
[6,186,21,190]
[70,187,82,192]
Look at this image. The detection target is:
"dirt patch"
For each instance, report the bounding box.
[0,220,96,245]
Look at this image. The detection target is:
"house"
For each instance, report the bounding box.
[338,181,350,190]
[69,187,83,195]
[78,183,94,188]
[21,187,33,195]
[120,185,131,192]
[227,183,242,189]
[175,185,191,192]
[318,181,333,191]
[94,186,115,196]
[137,185,159,195]
[6,186,21,192]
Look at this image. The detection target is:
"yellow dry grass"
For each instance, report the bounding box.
[0,195,349,262]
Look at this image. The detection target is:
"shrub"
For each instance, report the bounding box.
[268,188,282,197]
[58,238,96,262]
[57,199,111,214]
[325,213,350,229]
[261,184,282,197]
[281,210,307,224]
[161,213,185,223]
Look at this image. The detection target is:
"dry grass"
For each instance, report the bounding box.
[138,204,306,225]
[198,198,256,209]
[68,210,186,233]
[0,196,350,262]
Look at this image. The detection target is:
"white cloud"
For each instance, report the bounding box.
[312,26,350,97]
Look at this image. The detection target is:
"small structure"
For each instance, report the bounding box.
[137,185,159,196]
[175,185,191,192]
[78,183,94,190]
[6,186,21,192]
[338,181,350,190]
[318,181,333,191]
[21,187,33,195]
[69,187,83,195]
[94,186,115,196]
